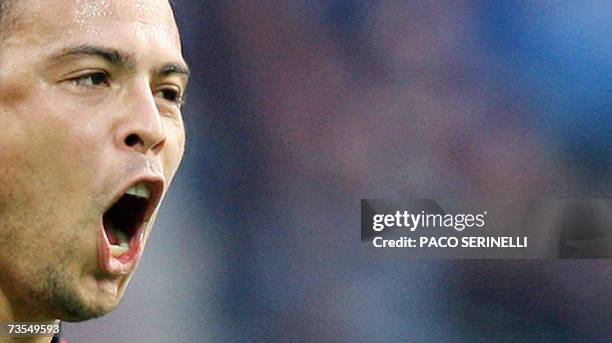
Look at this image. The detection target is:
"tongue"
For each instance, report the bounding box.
[102,193,148,247]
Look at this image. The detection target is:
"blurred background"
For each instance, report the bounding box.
[66,1,612,341]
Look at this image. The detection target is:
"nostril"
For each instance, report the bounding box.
[124,134,143,148]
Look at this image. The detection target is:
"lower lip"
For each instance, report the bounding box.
[97,223,145,275]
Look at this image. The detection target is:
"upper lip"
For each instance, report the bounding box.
[103,175,165,223]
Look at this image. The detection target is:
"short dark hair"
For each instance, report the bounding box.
[0,0,18,41]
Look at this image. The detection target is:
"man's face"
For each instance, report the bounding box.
[0,0,188,321]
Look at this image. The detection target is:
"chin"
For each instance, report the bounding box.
[53,277,126,322]
[57,296,119,323]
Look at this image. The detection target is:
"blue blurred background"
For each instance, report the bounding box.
[66,1,612,341]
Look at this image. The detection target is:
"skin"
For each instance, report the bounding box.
[0,0,188,341]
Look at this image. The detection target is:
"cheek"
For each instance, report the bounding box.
[162,124,186,182]
[31,91,109,155]
[14,96,112,202]
[38,119,101,171]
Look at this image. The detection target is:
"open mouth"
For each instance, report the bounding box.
[101,180,163,260]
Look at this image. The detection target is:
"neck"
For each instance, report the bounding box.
[0,334,55,343]
[0,286,57,343]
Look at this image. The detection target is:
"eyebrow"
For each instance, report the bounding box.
[157,63,190,79]
[51,45,137,70]
[50,45,190,81]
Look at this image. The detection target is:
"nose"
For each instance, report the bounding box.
[114,86,166,155]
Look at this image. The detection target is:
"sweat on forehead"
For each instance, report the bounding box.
[1,0,177,39]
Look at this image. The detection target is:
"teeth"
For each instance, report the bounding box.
[110,231,130,257]
[125,183,150,199]
[116,231,130,248]
[111,245,129,257]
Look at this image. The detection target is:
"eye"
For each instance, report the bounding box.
[70,72,110,87]
[155,87,184,106]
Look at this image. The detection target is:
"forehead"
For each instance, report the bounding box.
[8,0,181,54]
[18,0,176,25]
